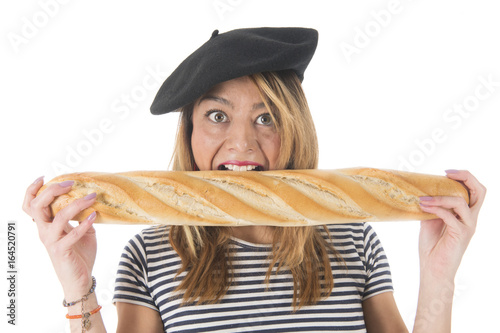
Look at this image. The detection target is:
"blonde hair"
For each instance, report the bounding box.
[169,70,339,309]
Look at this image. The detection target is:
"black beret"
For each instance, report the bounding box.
[150,27,318,115]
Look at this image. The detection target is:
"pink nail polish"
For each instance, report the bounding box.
[445,169,459,174]
[87,211,97,221]
[33,176,44,185]
[419,196,433,201]
[59,180,74,187]
[84,193,97,200]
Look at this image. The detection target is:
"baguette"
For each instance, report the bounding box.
[36,168,469,226]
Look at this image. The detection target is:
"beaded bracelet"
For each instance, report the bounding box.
[63,276,98,333]
[67,304,102,332]
[63,276,96,307]
[66,305,102,319]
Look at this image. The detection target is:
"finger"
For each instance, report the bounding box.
[30,181,75,224]
[419,204,465,234]
[22,176,45,215]
[419,196,472,227]
[51,193,97,235]
[57,211,97,250]
[445,170,486,210]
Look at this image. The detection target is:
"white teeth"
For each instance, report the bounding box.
[223,164,257,171]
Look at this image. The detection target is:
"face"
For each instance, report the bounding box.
[191,76,281,172]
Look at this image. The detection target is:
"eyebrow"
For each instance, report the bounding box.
[198,95,266,111]
[198,95,233,107]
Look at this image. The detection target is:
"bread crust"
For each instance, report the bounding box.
[37,168,469,226]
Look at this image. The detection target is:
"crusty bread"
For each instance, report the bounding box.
[36,168,469,226]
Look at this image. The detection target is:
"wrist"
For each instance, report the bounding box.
[63,276,97,308]
[419,265,456,287]
[60,274,95,300]
[63,290,93,304]
[65,292,100,316]
[59,276,105,332]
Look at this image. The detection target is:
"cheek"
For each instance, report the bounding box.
[262,132,281,169]
[191,126,220,170]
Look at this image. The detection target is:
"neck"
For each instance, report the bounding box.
[231,226,274,244]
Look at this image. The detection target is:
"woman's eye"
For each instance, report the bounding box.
[256,113,273,126]
[207,110,228,123]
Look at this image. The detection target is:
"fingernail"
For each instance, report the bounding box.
[59,180,75,187]
[87,211,97,221]
[33,176,44,185]
[84,192,97,200]
[445,169,459,174]
[419,196,433,201]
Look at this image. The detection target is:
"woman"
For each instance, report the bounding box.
[23,27,485,332]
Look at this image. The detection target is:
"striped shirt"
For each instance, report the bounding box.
[112,223,393,332]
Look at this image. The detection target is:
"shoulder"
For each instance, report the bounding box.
[125,225,170,249]
[138,224,170,241]
[322,223,380,242]
[120,225,172,265]
[114,226,177,284]
[324,222,366,235]
[318,223,386,259]
[319,222,371,244]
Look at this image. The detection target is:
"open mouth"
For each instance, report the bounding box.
[218,164,264,171]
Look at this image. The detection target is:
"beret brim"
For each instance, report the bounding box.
[150,27,318,115]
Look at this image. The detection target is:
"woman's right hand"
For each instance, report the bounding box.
[22,176,98,299]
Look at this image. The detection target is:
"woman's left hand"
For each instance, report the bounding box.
[418,170,486,280]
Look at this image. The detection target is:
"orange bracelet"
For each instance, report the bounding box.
[66,305,102,319]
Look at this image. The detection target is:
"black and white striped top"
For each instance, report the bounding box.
[112,223,393,332]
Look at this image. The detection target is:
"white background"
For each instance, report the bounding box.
[1,0,498,332]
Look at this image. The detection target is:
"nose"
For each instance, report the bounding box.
[225,119,258,153]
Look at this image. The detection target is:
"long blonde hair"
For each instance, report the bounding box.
[169,70,339,309]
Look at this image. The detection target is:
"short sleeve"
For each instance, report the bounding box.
[362,223,394,300]
[112,233,159,312]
